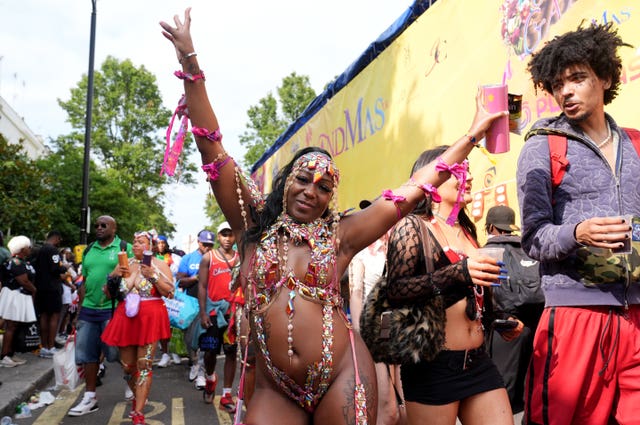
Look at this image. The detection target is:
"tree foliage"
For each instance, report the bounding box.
[0,134,51,240]
[8,56,200,246]
[239,72,316,167]
[204,193,226,232]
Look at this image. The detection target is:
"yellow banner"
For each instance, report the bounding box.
[254,0,640,240]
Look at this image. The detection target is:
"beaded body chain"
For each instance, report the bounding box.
[248,213,342,412]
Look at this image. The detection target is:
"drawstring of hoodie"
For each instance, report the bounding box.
[598,308,621,377]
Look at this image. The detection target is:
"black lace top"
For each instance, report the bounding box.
[386,215,481,320]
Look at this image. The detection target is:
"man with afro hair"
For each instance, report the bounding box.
[516,23,640,425]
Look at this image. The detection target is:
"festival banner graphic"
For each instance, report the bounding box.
[253,0,639,238]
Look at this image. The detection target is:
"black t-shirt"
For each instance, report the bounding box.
[4,257,35,292]
[34,243,66,291]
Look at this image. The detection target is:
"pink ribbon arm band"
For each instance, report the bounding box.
[381,189,407,220]
[192,126,223,142]
[201,157,232,181]
[409,178,442,203]
[173,70,205,82]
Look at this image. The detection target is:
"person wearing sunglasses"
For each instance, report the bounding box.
[68,215,133,417]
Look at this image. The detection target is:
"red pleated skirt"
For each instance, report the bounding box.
[101,298,171,347]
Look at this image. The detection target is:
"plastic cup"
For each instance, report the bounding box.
[612,215,632,254]
[477,246,505,262]
[481,84,510,153]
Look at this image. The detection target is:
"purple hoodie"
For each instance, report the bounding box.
[516,113,640,308]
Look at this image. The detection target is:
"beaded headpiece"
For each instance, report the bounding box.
[291,152,340,186]
[134,231,154,246]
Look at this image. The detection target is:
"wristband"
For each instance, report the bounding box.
[180,52,197,63]
[466,134,477,145]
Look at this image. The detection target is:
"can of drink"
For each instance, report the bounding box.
[118,251,130,277]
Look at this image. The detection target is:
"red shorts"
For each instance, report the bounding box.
[525,305,640,425]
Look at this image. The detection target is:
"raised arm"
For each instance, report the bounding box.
[160,8,256,234]
[339,90,508,260]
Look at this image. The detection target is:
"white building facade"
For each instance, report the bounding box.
[0,94,46,159]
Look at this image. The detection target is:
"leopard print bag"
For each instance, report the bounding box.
[360,215,445,364]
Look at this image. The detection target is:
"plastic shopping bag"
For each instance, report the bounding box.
[163,288,199,330]
[53,332,79,390]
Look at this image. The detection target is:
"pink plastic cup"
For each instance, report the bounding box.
[482,84,510,153]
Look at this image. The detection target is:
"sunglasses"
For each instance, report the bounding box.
[94,223,108,229]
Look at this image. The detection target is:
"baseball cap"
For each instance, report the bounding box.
[486,205,520,232]
[217,221,232,234]
[198,230,215,245]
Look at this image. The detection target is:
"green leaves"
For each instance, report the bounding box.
[239,72,317,168]
[0,134,51,239]
[1,56,199,245]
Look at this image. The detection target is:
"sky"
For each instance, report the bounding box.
[0,0,412,251]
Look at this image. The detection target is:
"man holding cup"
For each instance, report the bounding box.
[516,23,640,425]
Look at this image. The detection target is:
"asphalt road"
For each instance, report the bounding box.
[11,354,524,425]
[15,354,239,425]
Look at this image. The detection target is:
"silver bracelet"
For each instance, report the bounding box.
[180,52,197,63]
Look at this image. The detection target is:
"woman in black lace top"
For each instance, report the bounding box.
[386,146,514,424]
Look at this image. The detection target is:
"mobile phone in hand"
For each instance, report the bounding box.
[142,250,153,266]
[493,319,519,331]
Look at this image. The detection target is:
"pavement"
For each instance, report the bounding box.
[0,351,55,418]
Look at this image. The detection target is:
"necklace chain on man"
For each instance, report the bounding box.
[596,123,612,148]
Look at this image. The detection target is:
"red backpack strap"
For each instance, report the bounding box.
[622,128,640,158]
[548,134,569,191]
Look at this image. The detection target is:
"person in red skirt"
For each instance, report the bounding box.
[101,231,174,425]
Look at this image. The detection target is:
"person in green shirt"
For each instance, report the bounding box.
[68,215,132,417]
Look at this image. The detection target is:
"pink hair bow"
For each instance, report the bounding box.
[435,157,469,226]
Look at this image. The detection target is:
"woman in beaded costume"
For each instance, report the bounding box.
[160,8,507,424]
[101,231,174,425]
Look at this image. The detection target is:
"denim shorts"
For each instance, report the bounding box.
[75,319,119,364]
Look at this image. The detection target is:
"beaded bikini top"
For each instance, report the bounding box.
[249,213,339,309]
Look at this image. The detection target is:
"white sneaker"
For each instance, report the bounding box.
[1,356,18,368]
[171,353,182,365]
[124,386,134,401]
[68,394,99,416]
[189,364,199,381]
[55,334,68,345]
[10,355,26,365]
[39,347,52,358]
[196,368,207,390]
[158,353,171,368]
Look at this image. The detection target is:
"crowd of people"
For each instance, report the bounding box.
[1,13,638,425]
